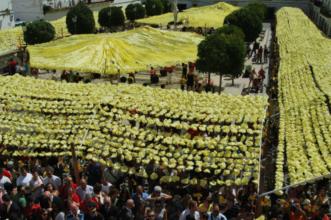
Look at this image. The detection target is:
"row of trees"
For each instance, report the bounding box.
[24,0,172,44]
[196,2,267,93]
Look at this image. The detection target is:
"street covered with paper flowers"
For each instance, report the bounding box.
[0,1,330,219]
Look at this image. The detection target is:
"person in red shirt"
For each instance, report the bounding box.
[258,66,265,81]
[289,200,307,220]
[80,194,100,214]
[67,187,81,204]
[60,176,77,200]
[1,168,12,181]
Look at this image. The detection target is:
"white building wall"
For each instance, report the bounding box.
[43,0,80,9]
[12,0,43,22]
[0,0,15,29]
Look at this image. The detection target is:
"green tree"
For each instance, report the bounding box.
[125,3,146,21]
[246,2,267,21]
[23,20,55,45]
[161,0,172,12]
[196,31,246,93]
[66,2,95,34]
[224,8,262,42]
[99,6,125,28]
[215,25,245,40]
[145,0,164,16]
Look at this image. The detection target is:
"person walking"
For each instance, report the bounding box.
[263,45,269,63]
[248,68,257,88]
[257,46,263,64]
[182,63,188,79]
[187,72,195,91]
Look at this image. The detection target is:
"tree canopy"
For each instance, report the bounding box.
[224,8,262,42]
[246,2,267,21]
[215,24,245,40]
[99,6,125,28]
[125,3,146,21]
[196,30,245,92]
[24,20,55,45]
[145,0,164,16]
[66,2,95,34]
[161,0,172,13]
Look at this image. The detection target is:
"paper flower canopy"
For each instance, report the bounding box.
[0,74,267,187]
[274,8,331,191]
[136,2,239,28]
[28,27,203,75]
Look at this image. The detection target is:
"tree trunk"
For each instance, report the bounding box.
[208,72,211,85]
[219,74,222,94]
[232,77,234,86]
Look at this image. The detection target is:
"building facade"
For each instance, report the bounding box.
[12,0,43,22]
[0,0,15,29]
[310,0,331,37]
[43,0,80,9]
[43,0,110,9]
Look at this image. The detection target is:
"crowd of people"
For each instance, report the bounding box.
[148,62,214,93]
[0,158,254,220]
[249,41,269,64]
[0,157,329,220]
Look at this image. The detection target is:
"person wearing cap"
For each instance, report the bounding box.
[1,166,12,181]
[147,186,172,202]
[0,168,11,188]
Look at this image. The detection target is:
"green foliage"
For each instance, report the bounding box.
[99,7,125,28]
[224,8,262,42]
[161,0,172,13]
[125,3,146,21]
[66,2,95,34]
[23,20,55,45]
[145,0,164,16]
[246,2,267,21]
[196,31,246,91]
[215,25,245,40]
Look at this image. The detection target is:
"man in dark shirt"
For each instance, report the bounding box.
[119,199,135,220]
[0,194,22,220]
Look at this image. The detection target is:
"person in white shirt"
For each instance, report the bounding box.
[0,170,11,188]
[16,167,33,187]
[43,166,62,189]
[76,178,94,201]
[207,204,227,220]
[179,200,200,220]
[29,169,44,201]
[101,179,112,194]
